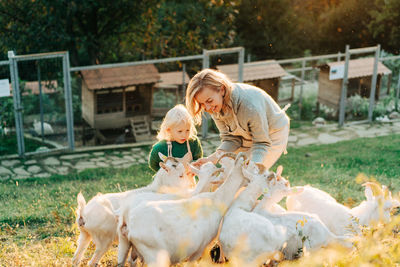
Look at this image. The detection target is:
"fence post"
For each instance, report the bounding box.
[368,44,380,122]
[37,61,45,142]
[238,47,244,83]
[298,59,306,119]
[395,73,400,112]
[201,49,210,138]
[339,45,350,127]
[63,51,75,150]
[8,51,25,156]
[182,63,186,102]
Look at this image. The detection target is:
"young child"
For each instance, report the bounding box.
[148,104,203,174]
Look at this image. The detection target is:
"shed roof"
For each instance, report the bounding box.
[80,64,160,90]
[156,71,190,88]
[217,60,288,82]
[9,80,58,96]
[326,58,392,79]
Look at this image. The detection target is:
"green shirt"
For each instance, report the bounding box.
[148,137,203,173]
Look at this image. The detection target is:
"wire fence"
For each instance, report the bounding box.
[1,46,399,157]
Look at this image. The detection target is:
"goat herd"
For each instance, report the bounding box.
[72,152,400,266]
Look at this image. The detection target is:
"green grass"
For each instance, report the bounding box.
[0,134,399,265]
[0,134,55,156]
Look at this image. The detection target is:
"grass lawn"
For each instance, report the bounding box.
[0,134,399,266]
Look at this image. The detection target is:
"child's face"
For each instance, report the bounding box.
[195,86,225,114]
[168,122,191,144]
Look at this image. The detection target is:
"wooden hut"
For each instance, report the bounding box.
[80,64,160,130]
[318,58,392,110]
[153,71,190,117]
[217,60,290,103]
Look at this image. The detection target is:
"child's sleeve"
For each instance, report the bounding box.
[148,145,161,173]
[192,137,203,161]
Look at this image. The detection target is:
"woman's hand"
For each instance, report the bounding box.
[192,157,210,168]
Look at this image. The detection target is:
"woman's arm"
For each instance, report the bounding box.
[213,116,242,152]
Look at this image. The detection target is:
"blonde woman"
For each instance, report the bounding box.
[148,104,203,173]
[186,68,290,170]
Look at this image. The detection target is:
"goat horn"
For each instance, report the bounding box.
[216,152,237,165]
[362,182,384,197]
[211,168,225,177]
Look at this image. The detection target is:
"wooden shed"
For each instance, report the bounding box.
[153,71,190,117]
[217,60,290,103]
[318,58,392,109]
[80,64,160,130]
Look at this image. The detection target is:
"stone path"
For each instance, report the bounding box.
[1,121,399,181]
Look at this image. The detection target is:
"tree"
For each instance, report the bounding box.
[317,0,376,54]
[0,0,156,65]
[369,0,400,55]
[235,0,303,60]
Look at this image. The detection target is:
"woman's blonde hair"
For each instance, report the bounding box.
[185,68,233,125]
[157,104,197,141]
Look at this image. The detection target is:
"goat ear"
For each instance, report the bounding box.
[159,162,170,172]
[158,152,168,162]
[181,152,191,164]
[364,185,374,201]
[188,164,200,175]
[276,165,283,176]
[267,172,275,181]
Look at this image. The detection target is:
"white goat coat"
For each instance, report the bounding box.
[126,157,248,265]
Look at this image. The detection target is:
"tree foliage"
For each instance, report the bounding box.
[0,0,399,65]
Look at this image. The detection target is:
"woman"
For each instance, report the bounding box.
[185,68,290,170]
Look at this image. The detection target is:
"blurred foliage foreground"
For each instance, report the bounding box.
[0,135,399,266]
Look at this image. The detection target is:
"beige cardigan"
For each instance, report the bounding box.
[211,83,289,163]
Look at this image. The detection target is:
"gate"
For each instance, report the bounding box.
[8,51,74,157]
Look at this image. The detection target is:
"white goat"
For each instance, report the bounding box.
[219,163,292,265]
[252,165,293,214]
[253,180,351,259]
[116,161,224,265]
[286,182,400,236]
[124,153,249,265]
[72,152,193,266]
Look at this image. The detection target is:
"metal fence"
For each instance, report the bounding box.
[2,45,400,157]
[4,51,74,157]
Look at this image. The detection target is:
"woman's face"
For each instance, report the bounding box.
[194,86,225,114]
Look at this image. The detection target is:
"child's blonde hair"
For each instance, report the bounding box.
[157,104,197,141]
[185,68,233,125]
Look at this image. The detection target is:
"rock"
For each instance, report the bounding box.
[389,111,400,120]
[43,157,60,166]
[27,165,41,174]
[92,152,105,156]
[305,153,312,157]
[60,153,91,160]
[74,161,97,170]
[34,173,51,178]
[317,133,343,144]
[14,168,30,176]
[123,155,135,161]
[376,115,390,122]
[288,135,298,142]
[96,162,110,168]
[312,117,326,127]
[1,160,20,167]
[297,137,317,146]
[35,146,51,152]
[25,160,37,165]
[0,166,12,176]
